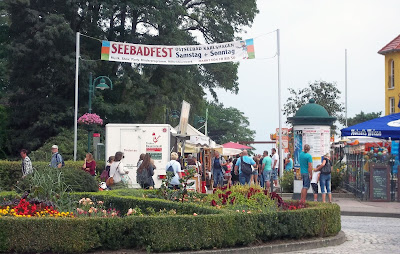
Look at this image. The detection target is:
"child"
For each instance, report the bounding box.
[311,165,321,202]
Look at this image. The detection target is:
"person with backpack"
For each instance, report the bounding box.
[234,150,256,185]
[316,153,332,203]
[211,151,227,188]
[50,145,64,168]
[136,154,155,189]
[165,152,182,189]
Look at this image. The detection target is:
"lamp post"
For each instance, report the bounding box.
[87,72,113,152]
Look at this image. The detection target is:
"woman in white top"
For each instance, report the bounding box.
[165,152,182,189]
[109,151,128,189]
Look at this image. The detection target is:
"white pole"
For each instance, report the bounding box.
[345,49,348,127]
[205,108,208,136]
[277,29,283,179]
[74,32,80,161]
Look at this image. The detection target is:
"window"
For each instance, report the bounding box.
[390,97,395,114]
[389,60,395,89]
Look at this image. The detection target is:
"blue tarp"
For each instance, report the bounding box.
[341,113,400,140]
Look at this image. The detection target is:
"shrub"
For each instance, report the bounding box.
[280,169,294,192]
[0,192,341,253]
[0,160,104,191]
[332,162,345,191]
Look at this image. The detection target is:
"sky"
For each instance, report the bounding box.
[208,0,400,153]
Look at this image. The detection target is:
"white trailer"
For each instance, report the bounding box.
[105,124,176,188]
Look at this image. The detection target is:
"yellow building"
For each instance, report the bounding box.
[379,34,400,115]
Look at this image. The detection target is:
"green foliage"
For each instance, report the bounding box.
[158,167,199,202]
[0,191,341,253]
[342,111,382,127]
[30,128,90,161]
[331,162,345,191]
[207,184,277,212]
[204,101,255,144]
[280,170,294,193]
[4,0,259,156]
[0,106,10,159]
[0,160,103,192]
[283,81,344,133]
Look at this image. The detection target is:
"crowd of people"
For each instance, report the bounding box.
[18,143,332,202]
[210,149,294,189]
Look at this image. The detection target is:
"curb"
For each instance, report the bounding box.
[167,231,346,254]
[341,211,400,218]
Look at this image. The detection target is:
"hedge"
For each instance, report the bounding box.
[0,192,341,253]
[0,160,105,191]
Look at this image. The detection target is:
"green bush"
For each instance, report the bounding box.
[0,160,104,191]
[280,170,294,192]
[332,162,345,191]
[0,192,341,253]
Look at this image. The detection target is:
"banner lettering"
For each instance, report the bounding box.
[101,39,255,65]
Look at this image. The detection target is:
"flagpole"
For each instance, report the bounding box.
[74,32,80,161]
[345,49,348,127]
[277,29,283,179]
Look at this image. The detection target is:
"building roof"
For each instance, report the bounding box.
[287,99,336,126]
[378,34,400,55]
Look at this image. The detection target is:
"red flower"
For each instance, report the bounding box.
[211,200,217,206]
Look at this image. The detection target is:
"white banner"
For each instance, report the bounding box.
[101,39,255,65]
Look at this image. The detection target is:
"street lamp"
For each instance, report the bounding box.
[88,72,113,114]
[87,72,113,152]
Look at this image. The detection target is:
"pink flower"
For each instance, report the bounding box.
[127,208,133,216]
[78,113,104,125]
[193,213,198,216]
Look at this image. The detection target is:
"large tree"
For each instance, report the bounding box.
[283,81,344,132]
[203,102,255,144]
[5,0,258,154]
[344,111,382,127]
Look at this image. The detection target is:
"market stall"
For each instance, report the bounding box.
[341,113,400,201]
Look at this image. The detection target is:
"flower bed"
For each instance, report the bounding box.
[0,190,341,253]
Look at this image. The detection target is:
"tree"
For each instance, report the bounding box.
[283,81,344,132]
[4,0,259,155]
[345,111,382,127]
[204,102,255,144]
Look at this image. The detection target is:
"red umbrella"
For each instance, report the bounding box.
[222,142,252,150]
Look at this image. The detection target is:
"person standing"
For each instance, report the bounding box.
[271,148,279,187]
[50,145,64,168]
[316,153,333,203]
[234,150,256,185]
[109,151,129,189]
[311,165,321,202]
[299,144,313,203]
[211,151,227,187]
[20,149,33,178]
[224,158,233,186]
[137,154,155,189]
[82,153,96,176]
[258,154,265,187]
[262,151,273,191]
[231,155,240,184]
[251,156,259,185]
[101,156,114,182]
[284,154,294,171]
[166,152,182,189]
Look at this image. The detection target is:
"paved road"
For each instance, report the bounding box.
[290,216,400,254]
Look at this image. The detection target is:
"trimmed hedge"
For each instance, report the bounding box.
[0,192,341,253]
[0,160,105,191]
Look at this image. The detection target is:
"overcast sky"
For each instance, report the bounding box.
[209,0,399,153]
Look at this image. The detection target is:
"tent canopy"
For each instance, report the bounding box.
[222,142,252,150]
[341,113,400,139]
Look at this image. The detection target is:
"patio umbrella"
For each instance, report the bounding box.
[222,142,252,150]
